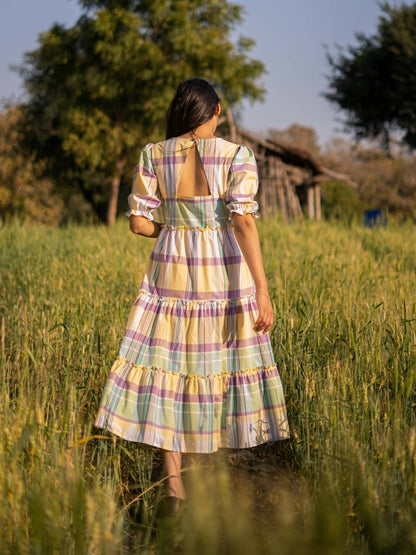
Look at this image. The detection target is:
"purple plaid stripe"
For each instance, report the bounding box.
[141,285,255,300]
[122,332,270,352]
[150,252,243,265]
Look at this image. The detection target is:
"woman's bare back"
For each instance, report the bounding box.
[177,144,210,197]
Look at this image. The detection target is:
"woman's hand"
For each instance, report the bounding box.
[254,291,274,334]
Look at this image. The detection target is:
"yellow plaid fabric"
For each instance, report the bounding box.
[95,137,290,452]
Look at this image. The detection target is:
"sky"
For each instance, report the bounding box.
[0,0,413,146]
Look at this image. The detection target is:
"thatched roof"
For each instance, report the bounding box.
[218,113,357,220]
[235,128,357,189]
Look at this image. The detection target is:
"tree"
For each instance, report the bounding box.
[325,2,416,151]
[0,106,65,224]
[320,180,363,223]
[18,0,265,225]
[268,124,320,156]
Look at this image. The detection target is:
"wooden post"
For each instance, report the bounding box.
[306,185,315,220]
[314,184,321,220]
[307,185,315,220]
[282,170,293,222]
[270,160,278,214]
[292,185,303,219]
[277,165,288,222]
[259,160,268,215]
[282,171,302,221]
[289,185,303,219]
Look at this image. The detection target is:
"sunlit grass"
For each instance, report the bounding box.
[1,217,415,553]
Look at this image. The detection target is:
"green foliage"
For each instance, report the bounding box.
[323,138,416,220]
[0,105,95,225]
[325,2,416,150]
[1,218,416,552]
[18,0,265,225]
[0,106,63,225]
[321,179,364,223]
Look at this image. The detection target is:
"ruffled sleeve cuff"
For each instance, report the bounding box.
[125,193,161,221]
[227,199,259,219]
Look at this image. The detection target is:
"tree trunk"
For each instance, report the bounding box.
[106,158,127,226]
[107,174,121,226]
[226,107,237,143]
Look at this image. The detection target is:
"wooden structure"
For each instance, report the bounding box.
[219,111,356,221]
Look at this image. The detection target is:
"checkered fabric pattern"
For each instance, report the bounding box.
[95,137,290,453]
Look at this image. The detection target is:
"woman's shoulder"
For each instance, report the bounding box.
[147,136,232,156]
[142,137,254,163]
[149,137,191,154]
[206,137,255,161]
[219,140,255,163]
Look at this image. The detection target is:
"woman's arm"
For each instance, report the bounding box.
[232,213,273,334]
[129,215,162,238]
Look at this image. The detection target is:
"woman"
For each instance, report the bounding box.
[95,78,290,505]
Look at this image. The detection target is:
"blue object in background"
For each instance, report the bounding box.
[364,210,387,228]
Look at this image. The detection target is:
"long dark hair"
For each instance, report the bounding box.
[166,78,220,139]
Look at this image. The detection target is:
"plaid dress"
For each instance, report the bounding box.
[95,137,290,453]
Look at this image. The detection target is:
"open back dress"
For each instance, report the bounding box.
[95,136,290,453]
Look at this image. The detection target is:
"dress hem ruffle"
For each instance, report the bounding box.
[94,356,290,453]
[93,421,290,454]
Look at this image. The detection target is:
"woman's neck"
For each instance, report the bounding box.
[179,116,218,139]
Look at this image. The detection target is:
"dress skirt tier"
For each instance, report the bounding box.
[95,137,290,453]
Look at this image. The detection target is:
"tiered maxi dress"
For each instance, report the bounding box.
[95,136,290,453]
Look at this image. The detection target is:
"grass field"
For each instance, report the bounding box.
[1,217,416,553]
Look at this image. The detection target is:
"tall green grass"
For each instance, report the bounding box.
[1,217,415,553]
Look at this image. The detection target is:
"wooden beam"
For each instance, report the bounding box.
[319,168,358,188]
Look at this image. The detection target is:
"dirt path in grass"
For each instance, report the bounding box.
[122,443,301,552]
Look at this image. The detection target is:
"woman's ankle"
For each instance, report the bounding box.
[167,477,186,500]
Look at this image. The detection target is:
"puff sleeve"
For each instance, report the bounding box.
[126,143,161,221]
[226,145,259,219]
